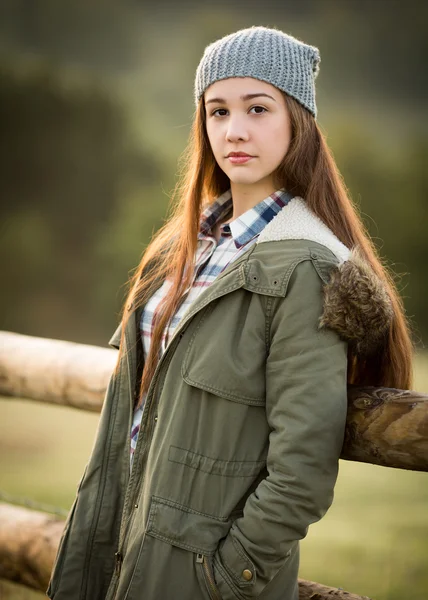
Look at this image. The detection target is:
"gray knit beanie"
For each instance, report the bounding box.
[194,25,321,119]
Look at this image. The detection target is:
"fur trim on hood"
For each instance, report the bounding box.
[319,246,394,355]
[257,197,394,356]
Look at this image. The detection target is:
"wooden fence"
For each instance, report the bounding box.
[0,330,427,599]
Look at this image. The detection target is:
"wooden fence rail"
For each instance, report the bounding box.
[0,502,371,599]
[0,330,427,598]
[1,331,427,472]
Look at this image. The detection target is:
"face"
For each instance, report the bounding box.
[204,77,291,192]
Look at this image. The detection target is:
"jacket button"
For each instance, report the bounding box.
[154,416,158,422]
[242,569,253,581]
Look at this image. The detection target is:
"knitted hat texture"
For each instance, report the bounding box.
[194,26,321,118]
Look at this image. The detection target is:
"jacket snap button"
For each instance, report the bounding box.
[154,416,158,422]
[242,569,253,581]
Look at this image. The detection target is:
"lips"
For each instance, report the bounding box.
[227,155,254,164]
[227,152,253,158]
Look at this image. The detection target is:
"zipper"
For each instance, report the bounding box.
[110,326,186,596]
[109,250,252,596]
[80,373,122,600]
[102,319,139,600]
[196,554,222,600]
[114,551,123,576]
[106,325,153,598]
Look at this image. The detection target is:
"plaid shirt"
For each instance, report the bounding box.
[130,187,294,467]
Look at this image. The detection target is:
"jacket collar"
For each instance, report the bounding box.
[110,196,393,357]
[199,188,294,249]
[254,196,393,355]
[256,196,350,263]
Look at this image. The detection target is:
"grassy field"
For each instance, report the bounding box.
[1,352,427,600]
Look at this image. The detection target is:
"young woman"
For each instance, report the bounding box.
[47,26,413,600]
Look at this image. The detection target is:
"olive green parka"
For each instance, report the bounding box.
[47,198,392,600]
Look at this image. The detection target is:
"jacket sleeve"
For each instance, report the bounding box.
[212,256,348,599]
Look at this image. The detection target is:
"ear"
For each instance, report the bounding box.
[319,246,394,355]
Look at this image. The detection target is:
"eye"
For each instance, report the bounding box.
[211,108,228,117]
[210,105,268,117]
[249,106,267,114]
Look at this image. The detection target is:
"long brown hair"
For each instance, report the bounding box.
[114,92,414,406]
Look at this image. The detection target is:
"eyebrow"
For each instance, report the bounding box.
[205,93,277,105]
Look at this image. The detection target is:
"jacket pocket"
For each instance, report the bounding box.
[196,553,223,600]
[143,496,235,600]
[145,495,234,554]
[125,495,236,600]
[180,299,266,406]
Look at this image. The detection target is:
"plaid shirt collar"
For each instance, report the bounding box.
[198,187,295,249]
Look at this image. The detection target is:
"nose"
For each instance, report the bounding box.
[225,114,249,143]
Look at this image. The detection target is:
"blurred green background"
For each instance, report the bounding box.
[0,1,427,599]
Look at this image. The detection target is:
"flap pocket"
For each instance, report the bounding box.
[145,496,234,555]
[181,301,266,406]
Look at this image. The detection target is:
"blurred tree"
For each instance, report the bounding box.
[326,118,427,346]
[0,61,164,343]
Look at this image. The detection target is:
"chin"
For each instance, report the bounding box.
[226,173,263,185]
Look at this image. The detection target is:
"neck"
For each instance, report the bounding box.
[229,179,277,220]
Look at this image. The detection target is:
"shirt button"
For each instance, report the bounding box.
[242,569,253,581]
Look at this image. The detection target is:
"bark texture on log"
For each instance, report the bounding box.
[343,385,428,472]
[0,503,371,599]
[0,502,64,592]
[297,578,371,600]
[0,331,427,471]
[0,330,117,412]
